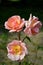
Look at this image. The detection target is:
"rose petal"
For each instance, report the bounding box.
[24,27,32,36]
[7,53,20,61]
[19,18,25,29]
[33,21,40,27]
[32,27,39,33]
[9,30,16,32]
[19,53,25,60]
[7,53,15,61]
[33,16,38,21]
[4,21,11,30]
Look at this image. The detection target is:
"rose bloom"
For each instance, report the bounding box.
[7,40,28,61]
[24,14,42,36]
[4,15,25,32]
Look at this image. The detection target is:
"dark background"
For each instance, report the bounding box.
[0,0,43,15]
[0,0,43,8]
[0,0,43,32]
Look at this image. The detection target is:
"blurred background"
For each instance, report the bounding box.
[0,0,43,7]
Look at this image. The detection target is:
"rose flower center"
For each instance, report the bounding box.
[11,45,23,55]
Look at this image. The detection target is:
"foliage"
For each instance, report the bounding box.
[0,32,43,65]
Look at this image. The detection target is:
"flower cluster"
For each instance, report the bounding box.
[4,14,42,61]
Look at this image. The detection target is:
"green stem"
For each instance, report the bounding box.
[18,32,21,40]
[18,32,21,65]
[22,36,26,42]
[22,36,31,42]
[19,61,21,65]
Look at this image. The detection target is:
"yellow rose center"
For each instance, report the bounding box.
[12,45,23,55]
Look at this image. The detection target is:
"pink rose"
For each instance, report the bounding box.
[24,14,42,36]
[4,15,25,32]
[7,40,28,61]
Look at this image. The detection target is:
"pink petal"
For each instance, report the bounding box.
[7,53,15,61]
[32,27,39,33]
[16,28,22,32]
[33,16,38,21]
[33,21,40,27]
[24,27,32,36]
[36,22,42,28]
[19,53,25,60]
[7,53,20,61]
[9,30,16,32]
[19,19,25,29]
[4,21,11,30]
[29,14,32,22]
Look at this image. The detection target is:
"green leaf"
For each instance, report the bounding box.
[26,36,31,42]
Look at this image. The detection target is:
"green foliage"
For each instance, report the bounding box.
[30,32,43,47]
[0,32,43,65]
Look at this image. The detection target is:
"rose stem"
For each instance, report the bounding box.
[22,36,31,42]
[18,32,21,40]
[22,36,26,42]
[19,61,21,65]
[18,32,21,65]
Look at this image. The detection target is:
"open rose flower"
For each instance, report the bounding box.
[4,15,25,32]
[24,14,42,36]
[7,40,28,61]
